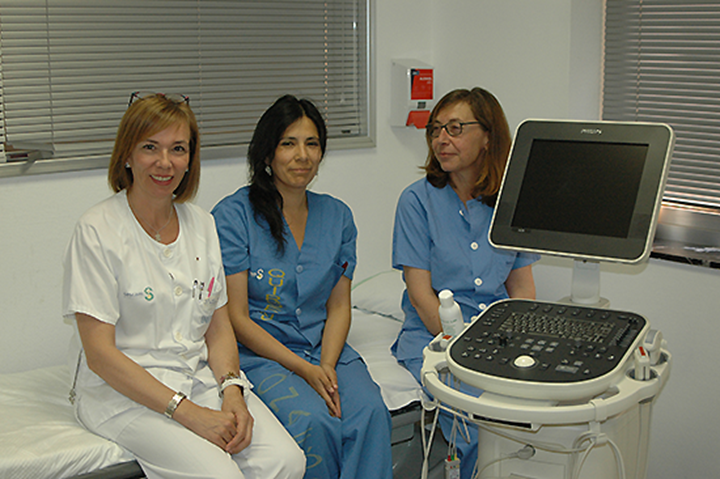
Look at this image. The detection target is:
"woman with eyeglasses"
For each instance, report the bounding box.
[211,94,392,479]
[391,87,539,479]
[62,93,305,479]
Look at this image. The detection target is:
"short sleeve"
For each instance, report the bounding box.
[212,193,251,277]
[339,203,358,280]
[513,251,541,270]
[392,186,432,272]
[62,219,120,325]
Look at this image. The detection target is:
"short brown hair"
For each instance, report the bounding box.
[423,87,511,206]
[108,94,200,203]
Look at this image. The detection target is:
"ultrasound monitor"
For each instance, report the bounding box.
[490,119,674,305]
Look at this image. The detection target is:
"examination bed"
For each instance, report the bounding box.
[0,270,436,479]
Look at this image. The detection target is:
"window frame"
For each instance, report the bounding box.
[0,0,375,179]
[602,0,720,267]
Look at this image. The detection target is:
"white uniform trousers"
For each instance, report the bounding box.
[85,382,306,479]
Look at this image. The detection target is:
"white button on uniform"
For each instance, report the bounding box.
[470,242,479,250]
[474,277,483,286]
[174,286,183,296]
[175,332,183,341]
[478,303,487,310]
[296,265,304,273]
[295,308,302,315]
[163,248,173,258]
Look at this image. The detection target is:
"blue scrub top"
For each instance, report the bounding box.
[212,186,359,363]
[392,178,540,362]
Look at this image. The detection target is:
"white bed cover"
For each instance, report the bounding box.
[347,309,422,411]
[0,366,134,479]
[348,269,422,411]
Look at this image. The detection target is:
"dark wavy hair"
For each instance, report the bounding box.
[247,94,327,254]
[423,87,511,207]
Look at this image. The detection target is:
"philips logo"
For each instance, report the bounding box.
[580,128,602,135]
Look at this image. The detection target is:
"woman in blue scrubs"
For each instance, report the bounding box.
[212,95,392,479]
[392,87,540,479]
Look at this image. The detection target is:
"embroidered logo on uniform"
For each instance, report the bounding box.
[144,287,154,301]
[250,268,264,280]
[261,269,285,321]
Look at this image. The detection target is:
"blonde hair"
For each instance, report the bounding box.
[108,94,200,203]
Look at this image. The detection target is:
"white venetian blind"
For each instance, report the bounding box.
[603,0,720,210]
[0,0,369,166]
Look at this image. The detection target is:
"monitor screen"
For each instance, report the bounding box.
[490,120,674,263]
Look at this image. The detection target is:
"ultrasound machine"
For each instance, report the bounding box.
[421,120,675,479]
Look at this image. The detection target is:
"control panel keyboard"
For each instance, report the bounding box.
[448,299,647,386]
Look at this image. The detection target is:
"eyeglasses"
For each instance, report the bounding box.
[426,120,481,139]
[128,91,190,107]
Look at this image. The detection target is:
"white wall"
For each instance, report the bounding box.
[0,1,717,477]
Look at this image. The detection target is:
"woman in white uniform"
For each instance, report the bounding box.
[62,92,305,479]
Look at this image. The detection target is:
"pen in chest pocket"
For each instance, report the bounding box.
[192,277,215,300]
[207,277,215,298]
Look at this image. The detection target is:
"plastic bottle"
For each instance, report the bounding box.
[438,289,465,338]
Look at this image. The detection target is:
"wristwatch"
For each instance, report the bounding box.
[219,371,253,398]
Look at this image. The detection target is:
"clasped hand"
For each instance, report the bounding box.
[301,363,342,418]
[176,387,254,454]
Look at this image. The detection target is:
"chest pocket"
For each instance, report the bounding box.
[188,295,217,341]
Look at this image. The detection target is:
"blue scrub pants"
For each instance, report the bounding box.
[241,353,393,479]
[401,357,480,479]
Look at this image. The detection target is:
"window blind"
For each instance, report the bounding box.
[603,0,720,210]
[0,0,369,168]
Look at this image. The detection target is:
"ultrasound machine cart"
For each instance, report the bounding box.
[421,120,675,479]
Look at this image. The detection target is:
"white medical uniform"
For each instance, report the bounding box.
[62,190,305,479]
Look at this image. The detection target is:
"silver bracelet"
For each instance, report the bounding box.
[164,391,187,418]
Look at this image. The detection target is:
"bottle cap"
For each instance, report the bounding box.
[438,289,454,307]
